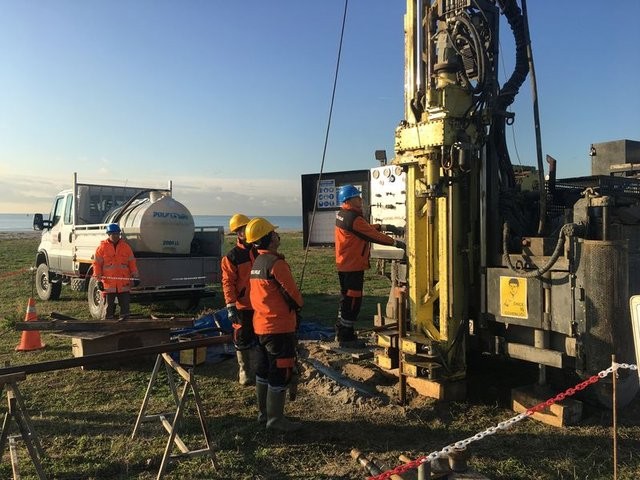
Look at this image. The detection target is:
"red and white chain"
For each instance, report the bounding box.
[368,362,638,480]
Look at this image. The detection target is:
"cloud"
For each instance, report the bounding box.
[0,171,302,216]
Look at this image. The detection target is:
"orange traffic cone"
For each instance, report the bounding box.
[15,297,46,351]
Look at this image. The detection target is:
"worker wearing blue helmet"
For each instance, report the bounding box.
[335,185,406,347]
[93,223,140,320]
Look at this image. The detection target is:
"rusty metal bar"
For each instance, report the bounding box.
[304,358,378,398]
[397,287,407,405]
[14,319,195,331]
[352,448,405,479]
[0,335,232,377]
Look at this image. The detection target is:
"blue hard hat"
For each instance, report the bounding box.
[106,223,121,234]
[338,184,361,204]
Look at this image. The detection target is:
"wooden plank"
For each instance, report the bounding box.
[511,385,583,427]
[9,436,20,480]
[406,376,466,401]
[159,415,189,454]
[15,319,195,332]
[375,353,399,370]
[72,330,171,362]
[161,353,191,383]
[0,373,27,386]
[0,335,232,376]
[57,329,169,341]
[376,330,399,349]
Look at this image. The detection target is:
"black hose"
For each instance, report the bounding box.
[502,222,582,278]
[489,0,529,193]
[495,0,529,111]
[451,13,487,95]
[110,189,157,224]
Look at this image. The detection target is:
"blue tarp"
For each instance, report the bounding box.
[171,310,335,365]
[297,321,335,341]
[171,309,235,364]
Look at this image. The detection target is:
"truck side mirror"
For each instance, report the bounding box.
[33,213,44,231]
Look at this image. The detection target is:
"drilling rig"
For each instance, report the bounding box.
[374,0,640,408]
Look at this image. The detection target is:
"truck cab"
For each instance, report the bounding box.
[34,190,76,276]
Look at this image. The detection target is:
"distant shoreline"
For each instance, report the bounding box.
[0,230,303,239]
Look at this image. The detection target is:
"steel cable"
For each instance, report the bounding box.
[298,0,349,291]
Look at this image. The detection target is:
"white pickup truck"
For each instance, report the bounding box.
[33,173,224,319]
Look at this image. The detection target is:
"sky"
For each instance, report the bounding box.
[1,0,639,216]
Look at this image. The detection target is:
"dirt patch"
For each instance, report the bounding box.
[297,340,427,409]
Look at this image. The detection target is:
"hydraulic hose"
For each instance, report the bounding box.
[502,222,583,278]
[451,13,487,95]
[495,0,529,111]
[491,0,530,195]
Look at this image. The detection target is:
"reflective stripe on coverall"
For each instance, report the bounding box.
[93,239,139,293]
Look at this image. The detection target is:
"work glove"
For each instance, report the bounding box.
[227,304,239,324]
[394,239,406,250]
[132,278,140,287]
[96,281,104,292]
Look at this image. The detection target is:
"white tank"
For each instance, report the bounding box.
[117,192,195,254]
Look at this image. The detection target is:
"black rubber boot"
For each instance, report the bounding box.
[266,388,301,432]
[256,381,268,423]
[335,325,366,348]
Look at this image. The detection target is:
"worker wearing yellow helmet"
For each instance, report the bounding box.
[221,213,258,386]
[247,217,303,432]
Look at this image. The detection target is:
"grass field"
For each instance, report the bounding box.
[0,231,639,479]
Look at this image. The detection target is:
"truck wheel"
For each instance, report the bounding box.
[35,263,62,301]
[87,276,105,320]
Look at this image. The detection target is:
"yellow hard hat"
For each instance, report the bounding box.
[245,217,278,243]
[229,213,251,233]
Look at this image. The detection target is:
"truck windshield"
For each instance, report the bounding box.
[50,196,65,228]
[64,193,74,224]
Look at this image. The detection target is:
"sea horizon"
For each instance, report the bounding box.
[0,213,303,232]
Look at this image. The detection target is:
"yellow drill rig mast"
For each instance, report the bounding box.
[391,0,528,397]
[383,0,639,407]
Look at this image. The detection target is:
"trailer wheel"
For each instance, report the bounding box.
[35,263,62,301]
[87,276,105,320]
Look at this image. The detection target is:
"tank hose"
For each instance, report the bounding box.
[502,222,583,278]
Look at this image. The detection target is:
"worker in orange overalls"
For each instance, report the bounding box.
[247,217,303,432]
[335,185,405,347]
[221,213,258,386]
[93,223,140,320]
